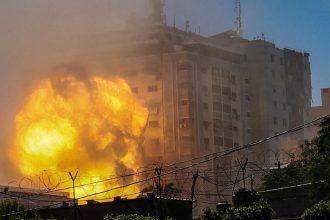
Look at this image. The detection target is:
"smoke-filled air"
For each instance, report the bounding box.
[9,68,149,200]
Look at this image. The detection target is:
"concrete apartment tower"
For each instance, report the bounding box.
[82,26,244,216]
[80,5,312,216]
[211,32,312,167]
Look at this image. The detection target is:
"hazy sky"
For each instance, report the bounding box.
[0,0,329,182]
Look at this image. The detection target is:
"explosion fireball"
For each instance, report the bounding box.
[10,69,149,201]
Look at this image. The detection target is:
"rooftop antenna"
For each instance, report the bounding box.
[185,20,190,32]
[235,0,243,37]
[149,0,166,25]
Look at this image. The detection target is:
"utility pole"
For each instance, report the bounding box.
[237,158,248,190]
[69,171,78,220]
[250,175,254,191]
[155,166,163,220]
[149,0,166,25]
[191,173,199,201]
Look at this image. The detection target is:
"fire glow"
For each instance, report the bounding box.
[10,69,149,201]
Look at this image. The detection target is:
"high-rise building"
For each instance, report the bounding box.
[211,31,312,166]
[82,24,245,215]
[81,21,312,215]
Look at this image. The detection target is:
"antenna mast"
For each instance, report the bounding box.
[149,0,166,25]
[235,0,243,37]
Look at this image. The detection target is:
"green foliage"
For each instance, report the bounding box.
[262,159,309,190]
[0,200,25,220]
[103,214,174,220]
[262,117,330,201]
[201,200,274,220]
[10,214,56,220]
[0,200,56,220]
[201,208,221,220]
[301,200,330,220]
[103,214,157,220]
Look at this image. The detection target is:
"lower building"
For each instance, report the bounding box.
[0,185,69,209]
[310,88,330,138]
[27,197,192,220]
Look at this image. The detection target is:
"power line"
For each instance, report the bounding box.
[74,114,329,200]
[2,114,328,217]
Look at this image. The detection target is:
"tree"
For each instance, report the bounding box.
[262,159,308,190]
[201,200,274,220]
[103,214,157,220]
[262,117,330,201]
[301,200,330,220]
[0,200,25,220]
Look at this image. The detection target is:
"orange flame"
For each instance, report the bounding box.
[10,69,149,201]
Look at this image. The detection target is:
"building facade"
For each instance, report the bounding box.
[80,20,312,215]
[310,88,330,138]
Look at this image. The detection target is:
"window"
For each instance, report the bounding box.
[246,112,251,117]
[245,78,250,84]
[214,136,223,146]
[280,73,284,80]
[222,87,231,96]
[245,95,250,101]
[273,117,278,125]
[150,138,160,147]
[231,75,236,85]
[223,104,231,113]
[180,100,191,106]
[203,102,209,110]
[178,63,192,71]
[132,88,138,94]
[224,138,233,147]
[273,88,277,93]
[232,92,237,102]
[149,104,159,115]
[179,82,192,88]
[179,118,192,128]
[213,119,223,135]
[181,136,193,148]
[274,101,278,108]
[213,102,222,112]
[283,119,287,127]
[148,120,159,128]
[212,85,221,94]
[243,54,247,62]
[204,138,210,147]
[203,121,210,130]
[165,33,172,40]
[280,57,283,65]
[272,71,276,78]
[212,67,220,79]
[148,85,158,92]
[270,54,275,63]
[176,36,183,44]
[202,85,209,96]
[201,67,207,74]
[283,104,286,111]
[223,70,231,82]
[178,70,191,82]
[179,87,190,99]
